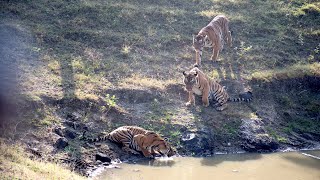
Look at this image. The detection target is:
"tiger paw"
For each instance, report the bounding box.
[193,63,200,67]
[216,104,227,111]
[203,103,209,107]
[186,102,193,106]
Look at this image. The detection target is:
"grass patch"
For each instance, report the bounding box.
[1,0,320,158]
[267,127,288,143]
[292,2,320,17]
[284,117,320,135]
[0,140,85,180]
[119,74,178,90]
[251,62,320,82]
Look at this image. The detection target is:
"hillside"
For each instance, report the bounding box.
[1,0,319,178]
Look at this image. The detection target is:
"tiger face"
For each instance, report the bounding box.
[152,139,176,157]
[141,132,175,157]
[183,70,198,91]
[193,34,205,51]
[167,146,177,157]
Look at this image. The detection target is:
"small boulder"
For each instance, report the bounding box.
[55,137,69,149]
[95,153,112,163]
[64,129,77,139]
[54,127,64,137]
[180,130,214,156]
[240,118,279,152]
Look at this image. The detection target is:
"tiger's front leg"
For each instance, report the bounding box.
[133,135,153,158]
[186,91,195,106]
[211,44,220,61]
[195,50,202,66]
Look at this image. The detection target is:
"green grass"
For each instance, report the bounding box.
[1,0,318,105]
[285,117,320,135]
[267,127,288,143]
[251,62,320,82]
[2,0,319,93]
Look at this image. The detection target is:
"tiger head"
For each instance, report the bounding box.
[183,68,198,91]
[193,34,205,51]
[152,138,177,157]
[144,133,177,157]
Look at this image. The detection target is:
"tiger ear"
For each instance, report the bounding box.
[183,71,188,76]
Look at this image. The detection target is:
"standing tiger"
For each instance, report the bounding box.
[183,66,252,111]
[193,15,232,65]
[88,126,176,158]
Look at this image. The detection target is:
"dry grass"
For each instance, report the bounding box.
[119,73,179,90]
[0,140,85,180]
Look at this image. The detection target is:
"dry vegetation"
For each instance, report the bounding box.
[0,140,85,180]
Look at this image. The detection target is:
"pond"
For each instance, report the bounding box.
[93,150,320,180]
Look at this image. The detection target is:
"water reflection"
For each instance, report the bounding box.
[96,151,320,180]
[128,157,176,167]
[200,152,262,166]
[282,151,320,170]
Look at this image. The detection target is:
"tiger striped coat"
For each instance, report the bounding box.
[193,15,232,65]
[183,66,252,111]
[88,126,176,158]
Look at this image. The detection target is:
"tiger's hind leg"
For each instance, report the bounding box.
[202,89,210,107]
[121,142,140,155]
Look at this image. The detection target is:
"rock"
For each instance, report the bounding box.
[180,130,214,156]
[95,153,112,163]
[180,126,188,132]
[27,140,40,147]
[27,147,42,157]
[66,111,83,121]
[54,127,64,137]
[64,129,77,139]
[301,133,314,140]
[63,120,77,128]
[102,162,110,166]
[55,137,69,149]
[240,118,279,152]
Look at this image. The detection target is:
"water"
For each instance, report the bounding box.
[94,150,320,180]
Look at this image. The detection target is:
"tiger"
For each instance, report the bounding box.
[183,66,252,111]
[88,126,176,158]
[193,15,232,66]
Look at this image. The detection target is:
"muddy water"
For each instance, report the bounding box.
[95,150,320,180]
